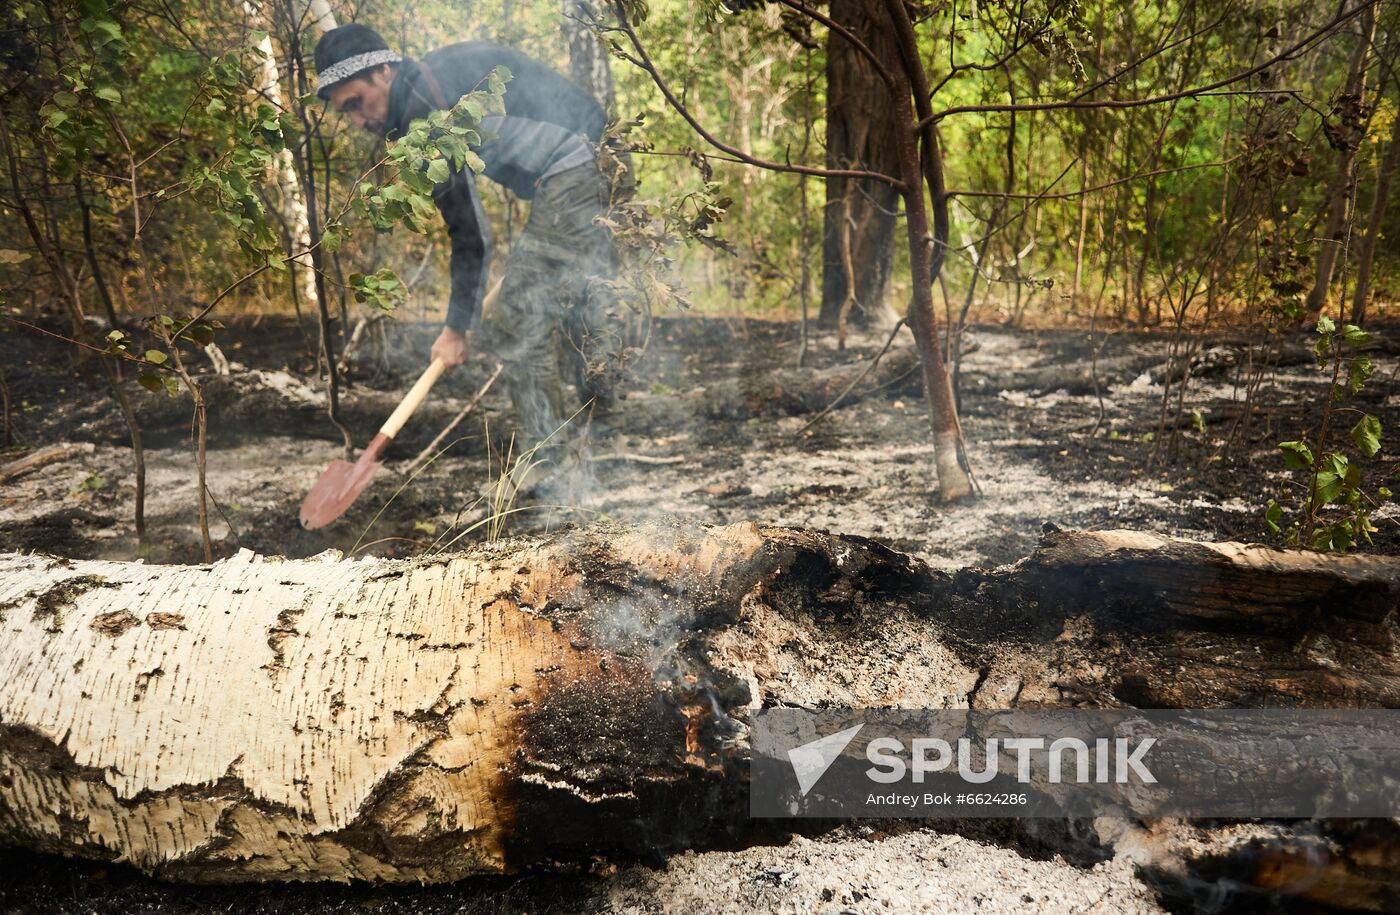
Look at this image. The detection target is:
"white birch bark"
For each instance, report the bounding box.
[0,525,803,882]
[306,0,337,32]
[247,0,320,315]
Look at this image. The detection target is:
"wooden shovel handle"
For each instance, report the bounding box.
[379,357,447,439]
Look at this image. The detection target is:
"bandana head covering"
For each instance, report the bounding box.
[314,24,402,100]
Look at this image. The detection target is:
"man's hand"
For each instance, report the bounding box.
[431,326,469,368]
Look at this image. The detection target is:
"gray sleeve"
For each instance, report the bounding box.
[433,164,492,332]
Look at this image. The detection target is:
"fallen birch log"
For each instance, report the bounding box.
[1,526,1398,888]
[0,443,95,484]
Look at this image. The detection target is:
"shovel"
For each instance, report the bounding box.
[299,358,447,529]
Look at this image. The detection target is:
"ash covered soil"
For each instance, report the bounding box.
[5,313,1398,566]
[1,312,1398,914]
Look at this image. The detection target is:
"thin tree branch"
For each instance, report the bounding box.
[947,153,1245,200]
[921,2,1370,127]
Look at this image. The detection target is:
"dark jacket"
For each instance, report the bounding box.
[385,42,607,332]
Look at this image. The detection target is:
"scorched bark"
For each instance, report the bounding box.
[0,524,1397,889]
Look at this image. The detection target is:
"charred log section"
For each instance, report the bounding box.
[0,524,1398,891]
[951,527,1400,709]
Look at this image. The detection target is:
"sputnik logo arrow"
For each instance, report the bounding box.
[787,724,864,797]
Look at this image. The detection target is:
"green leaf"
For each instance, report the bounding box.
[1316,315,1336,334]
[1265,499,1283,535]
[206,98,227,115]
[1351,414,1383,457]
[321,230,342,253]
[144,350,168,366]
[161,376,181,397]
[1315,470,1345,506]
[1341,324,1370,347]
[1323,452,1350,477]
[436,135,467,166]
[1348,355,1374,394]
[137,374,162,393]
[1314,334,1332,367]
[1312,522,1355,552]
[1345,459,1362,500]
[487,65,512,94]
[87,19,122,47]
[93,86,121,103]
[426,158,450,184]
[1279,440,1313,469]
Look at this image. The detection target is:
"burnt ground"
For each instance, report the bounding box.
[1,311,1399,914]
[3,312,1398,566]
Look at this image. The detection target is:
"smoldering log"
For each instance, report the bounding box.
[0,524,844,883]
[1,524,1399,888]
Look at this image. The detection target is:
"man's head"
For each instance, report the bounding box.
[315,24,402,136]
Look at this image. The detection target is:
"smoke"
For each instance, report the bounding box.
[560,524,753,745]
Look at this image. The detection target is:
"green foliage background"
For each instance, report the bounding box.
[1,0,1397,328]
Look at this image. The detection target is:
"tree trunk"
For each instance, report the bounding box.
[2,525,1398,886]
[1350,91,1400,323]
[306,0,337,31]
[879,0,972,502]
[246,0,320,322]
[563,0,615,112]
[1305,2,1378,316]
[818,0,900,329]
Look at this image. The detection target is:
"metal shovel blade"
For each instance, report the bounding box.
[299,434,388,530]
[297,359,446,530]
